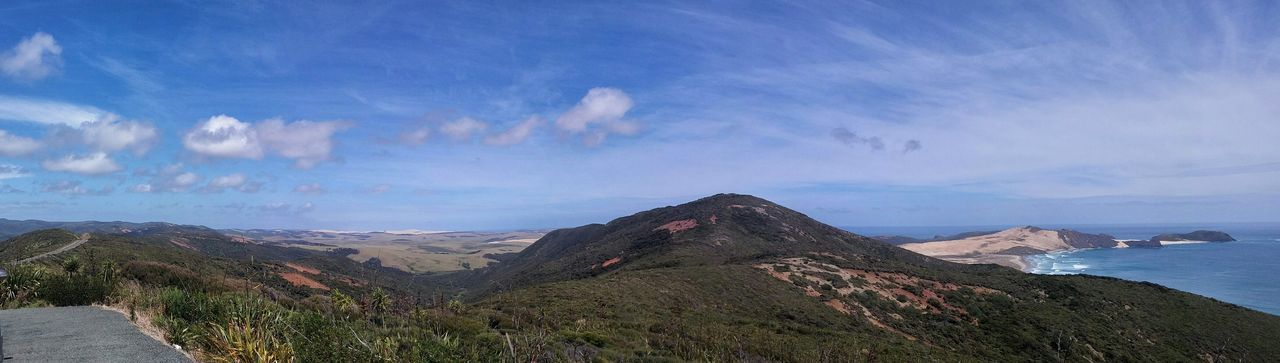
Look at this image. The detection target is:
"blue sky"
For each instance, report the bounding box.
[1,1,1279,230]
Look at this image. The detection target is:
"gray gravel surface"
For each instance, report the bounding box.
[0,306,190,362]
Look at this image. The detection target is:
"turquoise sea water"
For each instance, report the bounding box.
[847,223,1280,316]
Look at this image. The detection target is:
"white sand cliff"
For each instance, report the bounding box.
[900,227,1076,271]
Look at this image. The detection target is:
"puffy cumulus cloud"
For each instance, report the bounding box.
[136,163,205,193]
[1,32,62,82]
[129,184,153,193]
[256,119,352,168]
[183,115,351,168]
[182,115,264,159]
[0,130,41,156]
[485,116,542,146]
[0,164,29,179]
[41,152,122,175]
[440,117,488,141]
[208,173,246,189]
[171,172,200,189]
[555,88,640,146]
[76,116,158,154]
[293,183,325,194]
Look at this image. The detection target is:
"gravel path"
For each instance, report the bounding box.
[0,306,190,362]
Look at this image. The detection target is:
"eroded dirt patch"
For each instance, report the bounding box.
[278,272,329,290]
[285,262,321,275]
[655,219,699,234]
[602,256,622,267]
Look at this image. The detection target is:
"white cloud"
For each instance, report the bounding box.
[77,116,159,154]
[370,184,391,194]
[1,32,62,81]
[182,115,264,159]
[209,173,247,188]
[0,165,29,179]
[0,130,41,156]
[0,95,108,127]
[183,115,350,168]
[293,183,325,194]
[440,117,488,141]
[485,116,542,146]
[201,173,258,193]
[555,88,638,145]
[137,163,205,192]
[129,184,154,193]
[256,119,351,168]
[171,172,200,188]
[41,152,122,175]
[41,180,112,196]
[398,127,431,145]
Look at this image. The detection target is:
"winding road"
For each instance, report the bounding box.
[14,233,90,264]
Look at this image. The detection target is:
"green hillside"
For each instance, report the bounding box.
[0,194,1277,362]
[0,229,80,262]
[473,194,1280,361]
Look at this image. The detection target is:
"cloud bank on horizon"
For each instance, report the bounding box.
[1,1,1278,230]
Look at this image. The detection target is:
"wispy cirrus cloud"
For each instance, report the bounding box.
[0,165,30,179]
[0,95,108,127]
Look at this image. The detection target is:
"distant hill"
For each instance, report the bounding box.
[469,195,1280,361]
[1150,230,1235,243]
[0,229,80,262]
[871,230,1000,245]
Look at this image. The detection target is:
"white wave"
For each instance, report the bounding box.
[1159,240,1208,245]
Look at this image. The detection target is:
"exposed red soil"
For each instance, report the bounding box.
[655,219,699,234]
[285,263,321,275]
[709,214,718,224]
[602,256,622,267]
[825,299,851,314]
[279,272,329,290]
[168,238,196,251]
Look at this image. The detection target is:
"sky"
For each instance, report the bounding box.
[1,1,1279,231]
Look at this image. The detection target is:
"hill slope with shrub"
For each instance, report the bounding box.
[1,194,1277,362]
[473,194,1280,361]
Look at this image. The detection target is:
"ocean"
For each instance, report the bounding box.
[847,223,1280,316]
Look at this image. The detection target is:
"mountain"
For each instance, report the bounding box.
[474,193,945,292]
[471,195,1280,361]
[1150,230,1236,243]
[871,230,1000,245]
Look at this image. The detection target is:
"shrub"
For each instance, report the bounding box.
[202,298,294,362]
